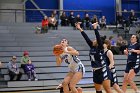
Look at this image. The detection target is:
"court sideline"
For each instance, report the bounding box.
[0,88,137,93]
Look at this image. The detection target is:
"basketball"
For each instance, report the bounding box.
[53,44,63,55]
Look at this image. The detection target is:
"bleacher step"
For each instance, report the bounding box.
[8,80,60,87]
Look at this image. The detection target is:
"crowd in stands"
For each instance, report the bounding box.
[38,10,108,33]
[39,9,139,34]
[37,9,140,55]
[0,51,38,81]
[108,35,128,55]
[116,10,138,28]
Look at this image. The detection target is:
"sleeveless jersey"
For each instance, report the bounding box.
[60,47,85,74]
[127,43,139,62]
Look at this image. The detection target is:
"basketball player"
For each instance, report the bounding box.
[76,22,112,93]
[122,35,140,93]
[54,39,85,93]
[103,40,124,93]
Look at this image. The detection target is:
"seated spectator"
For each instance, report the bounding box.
[35,25,41,34]
[7,56,22,81]
[129,10,137,25]
[48,14,58,30]
[25,60,38,81]
[99,16,106,29]
[52,10,59,22]
[75,14,83,29]
[69,11,75,27]
[109,36,116,46]
[116,12,124,27]
[75,14,82,23]
[83,13,92,30]
[52,10,59,25]
[21,51,30,73]
[41,16,49,33]
[90,15,100,29]
[91,15,98,24]
[116,36,128,54]
[60,12,69,26]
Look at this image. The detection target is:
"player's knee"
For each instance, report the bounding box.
[123,77,129,83]
[69,83,75,89]
[127,77,133,83]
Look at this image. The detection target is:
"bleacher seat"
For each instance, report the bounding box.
[0,23,139,92]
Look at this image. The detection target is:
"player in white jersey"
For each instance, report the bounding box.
[55,39,85,93]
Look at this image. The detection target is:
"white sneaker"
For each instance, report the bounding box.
[28,79,31,81]
[35,78,38,81]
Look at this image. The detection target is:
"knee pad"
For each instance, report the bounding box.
[96,91,102,93]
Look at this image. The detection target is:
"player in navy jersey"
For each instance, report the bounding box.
[54,39,85,93]
[103,40,124,93]
[122,35,140,93]
[76,22,112,93]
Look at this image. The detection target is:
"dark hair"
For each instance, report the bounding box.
[104,39,111,49]
[60,38,69,44]
[100,35,106,43]
[136,35,139,43]
[131,35,139,43]
[109,36,113,40]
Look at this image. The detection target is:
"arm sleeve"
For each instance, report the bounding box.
[81,31,93,48]
[7,63,16,73]
[21,57,24,64]
[32,64,35,70]
[94,29,103,50]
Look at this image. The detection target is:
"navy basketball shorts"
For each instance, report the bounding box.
[110,67,118,86]
[125,62,140,74]
[93,66,111,84]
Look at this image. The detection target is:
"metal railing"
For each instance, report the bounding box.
[0,9,102,23]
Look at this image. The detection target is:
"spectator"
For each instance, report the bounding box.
[69,11,75,27]
[91,15,98,24]
[52,10,59,26]
[75,14,82,23]
[99,16,106,29]
[109,36,121,55]
[41,16,49,33]
[48,14,58,30]
[83,13,91,30]
[7,56,22,81]
[90,15,99,30]
[52,10,59,22]
[116,12,124,27]
[60,12,69,26]
[116,36,128,54]
[35,25,41,34]
[129,11,137,25]
[25,60,38,81]
[75,14,83,29]
[21,51,30,73]
[109,36,116,46]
